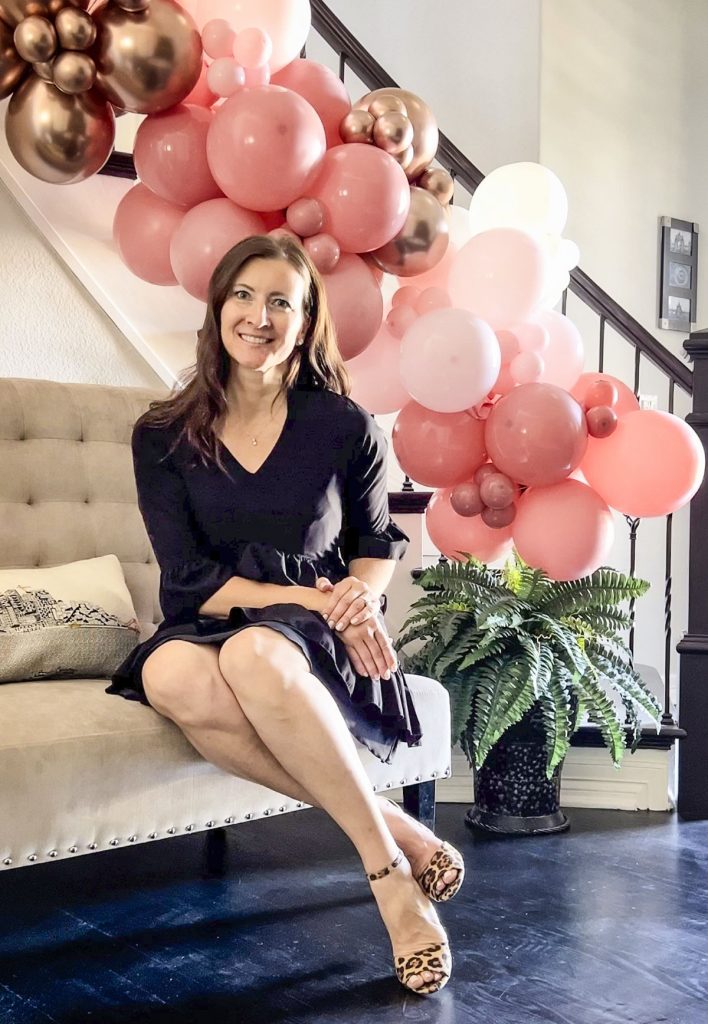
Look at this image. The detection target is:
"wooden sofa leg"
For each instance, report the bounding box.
[202,827,227,877]
[402,780,436,831]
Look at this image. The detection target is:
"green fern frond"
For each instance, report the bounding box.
[471,657,538,767]
[573,671,626,766]
[537,569,649,618]
[538,671,572,775]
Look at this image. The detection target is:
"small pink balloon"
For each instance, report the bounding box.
[393,401,488,488]
[571,372,639,418]
[481,504,516,529]
[304,233,340,273]
[201,18,235,59]
[474,462,500,485]
[192,0,310,74]
[234,26,272,68]
[286,196,324,237]
[244,65,271,87]
[513,479,615,581]
[392,285,421,309]
[534,309,584,391]
[271,58,351,150]
[386,305,417,339]
[586,405,618,438]
[479,472,518,510]
[322,252,383,359]
[269,225,300,241]
[514,321,549,353]
[169,197,265,301]
[415,286,451,315]
[134,104,222,209]
[113,184,184,286]
[580,410,705,517]
[510,350,544,385]
[207,57,245,98]
[585,380,619,409]
[426,487,514,563]
[346,323,411,414]
[495,329,521,363]
[492,364,517,397]
[450,481,484,517]
[182,62,218,108]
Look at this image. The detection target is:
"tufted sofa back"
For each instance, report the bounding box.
[0,378,168,639]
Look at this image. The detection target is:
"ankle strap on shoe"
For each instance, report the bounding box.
[366,849,404,882]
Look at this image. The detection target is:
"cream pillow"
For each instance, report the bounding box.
[0,555,140,683]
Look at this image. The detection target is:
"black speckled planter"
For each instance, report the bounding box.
[466,701,570,836]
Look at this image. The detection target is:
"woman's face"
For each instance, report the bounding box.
[220,257,309,377]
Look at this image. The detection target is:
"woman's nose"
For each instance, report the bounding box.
[247,302,270,328]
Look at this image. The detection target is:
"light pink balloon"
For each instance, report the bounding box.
[571,372,639,418]
[534,309,585,391]
[134,105,222,209]
[286,197,324,237]
[426,487,514,563]
[513,479,615,581]
[514,321,549,353]
[399,307,501,413]
[207,86,325,212]
[309,144,410,253]
[244,65,270,87]
[402,241,457,291]
[201,18,235,58]
[207,57,245,98]
[495,329,521,362]
[169,197,265,301]
[234,26,272,68]
[448,228,547,329]
[304,233,340,273]
[580,409,705,517]
[393,402,487,488]
[415,287,451,315]
[510,350,544,384]
[386,305,417,339]
[346,323,410,414]
[113,184,184,286]
[193,0,310,73]
[392,286,421,309]
[271,58,352,150]
[322,253,383,359]
[182,62,218,107]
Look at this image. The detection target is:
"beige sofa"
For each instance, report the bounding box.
[0,378,451,872]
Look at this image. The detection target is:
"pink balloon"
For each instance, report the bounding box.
[513,479,615,581]
[169,197,265,301]
[271,58,352,150]
[346,323,411,414]
[134,105,222,209]
[207,86,326,212]
[322,253,383,359]
[450,481,484,517]
[182,62,218,107]
[113,184,184,286]
[534,309,584,390]
[448,229,547,329]
[510,350,544,385]
[580,409,705,517]
[485,382,588,487]
[207,57,246,98]
[514,321,549,353]
[392,286,421,309]
[286,197,324,237]
[402,241,457,291]
[201,18,235,59]
[426,487,514,563]
[193,0,310,73]
[386,305,417,339]
[415,287,451,315]
[309,144,410,253]
[399,307,501,413]
[304,233,340,273]
[571,372,639,418]
[393,402,487,488]
[234,27,272,69]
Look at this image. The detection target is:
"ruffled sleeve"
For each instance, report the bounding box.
[132,421,234,624]
[341,414,409,564]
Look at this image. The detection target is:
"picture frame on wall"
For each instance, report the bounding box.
[658,216,698,332]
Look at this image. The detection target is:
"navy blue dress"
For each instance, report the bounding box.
[106,384,422,764]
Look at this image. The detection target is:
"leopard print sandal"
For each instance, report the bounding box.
[367,849,452,995]
[386,800,465,903]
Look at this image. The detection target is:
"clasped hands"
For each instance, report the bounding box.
[314,575,398,681]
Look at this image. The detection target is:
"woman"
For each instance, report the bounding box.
[106,234,463,995]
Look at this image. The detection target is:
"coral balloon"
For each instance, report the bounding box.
[309,144,410,253]
[534,309,584,391]
[134,104,222,208]
[192,0,310,73]
[585,380,618,409]
[485,382,588,487]
[303,233,340,273]
[371,186,449,278]
[207,85,325,212]
[571,372,639,418]
[286,197,324,237]
[113,183,184,285]
[392,402,487,488]
[169,197,265,301]
[427,487,513,564]
[321,253,383,360]
[271,58,351,150]
[448,228,547,330]
[355,87,438,181]
[580,410,705,517]
[468,161,568,237]
[346,323,411,415]
[586,406,618,438]
[513,479,614,581]
[399,308,501,413]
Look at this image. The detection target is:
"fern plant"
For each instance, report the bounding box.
[396,552,662,779]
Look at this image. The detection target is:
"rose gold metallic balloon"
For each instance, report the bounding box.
[356,87,438,180]
[6,75,115,183]
[0,0,49,27]
[339,108,374,144]
[32,58,54,80]
[91,0,201,114]
[54,6,96,49]
[52,49,95,92]
[419,166,454,206]
[370,186,449,278]
[373,110,413,155]
[114,0,150,11]
[0,18,27,99]
[13,14,56,62]
[391,143,414,171]
[368,93,406,118]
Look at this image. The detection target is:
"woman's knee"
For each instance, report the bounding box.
[141,641,234,728]
[218,628,310,708]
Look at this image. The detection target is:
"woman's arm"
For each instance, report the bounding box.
[346,556,397,601]
[199,577,329,618]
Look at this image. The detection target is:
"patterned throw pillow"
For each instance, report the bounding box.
[0,555,140,682]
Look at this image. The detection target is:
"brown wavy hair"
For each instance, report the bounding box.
[138,234,351,471]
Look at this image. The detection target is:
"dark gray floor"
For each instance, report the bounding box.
[1,803,707,1024]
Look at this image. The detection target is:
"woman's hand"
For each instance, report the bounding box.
[336,618,398,680]
[315,575,380,632]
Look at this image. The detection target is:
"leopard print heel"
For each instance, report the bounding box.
[416,841,465,904]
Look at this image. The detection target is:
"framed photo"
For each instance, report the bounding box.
[659,216,698,331]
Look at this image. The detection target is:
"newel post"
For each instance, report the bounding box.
[677,329,708,819]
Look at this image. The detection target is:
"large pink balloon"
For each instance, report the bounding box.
[271,59,351,150]
[399,307,501,413]
[113,184,184,286]
[448,228,547,329]
[513,479,615,581]
[426,487,513,563]
[192,0,310,73]
[580,410,705,517]
[485,382,588,487]
[309,144,410,253]
[393,402,487,488]
[534,309,584,390]
[134,105,222,209]
[322,253,383,360]
[207,86,326,212]
[571,372,639,417]
[346,324,410,414]
[169,198,265,301]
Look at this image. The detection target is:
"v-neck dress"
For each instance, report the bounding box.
[105,385,421,764]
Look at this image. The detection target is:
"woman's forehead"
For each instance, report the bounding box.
[233,257,306,295]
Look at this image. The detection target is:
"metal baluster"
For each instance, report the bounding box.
[598,316,605,372]
[624,516,641,656]
[561,289,568,315]
[633,346,641,396]
[663,378,677,727]
[338,51,347,82]
[402,474,414,492]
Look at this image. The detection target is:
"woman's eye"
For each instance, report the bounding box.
[233,289,251,300]
[272,297,292,310]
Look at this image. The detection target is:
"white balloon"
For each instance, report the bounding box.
[468,161,569,238]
